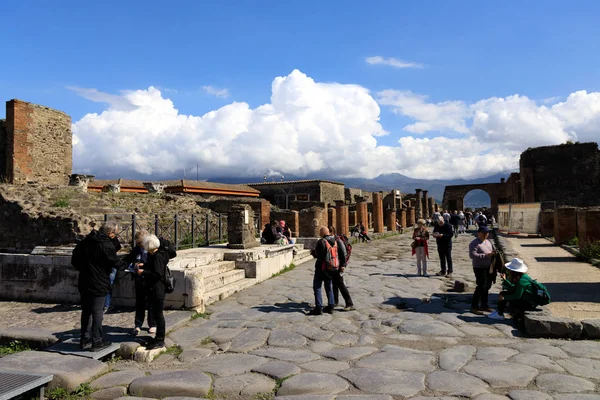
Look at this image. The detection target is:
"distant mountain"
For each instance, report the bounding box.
[210,170,515,206]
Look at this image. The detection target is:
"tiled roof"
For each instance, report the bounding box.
[247,179,344,186]
[162,180,260,194]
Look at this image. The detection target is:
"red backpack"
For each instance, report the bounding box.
[335,234,352,265]
[322,239,340,271]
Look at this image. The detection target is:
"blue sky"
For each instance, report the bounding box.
[2,1,600,179]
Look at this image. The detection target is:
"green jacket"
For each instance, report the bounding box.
[502,274,536,303]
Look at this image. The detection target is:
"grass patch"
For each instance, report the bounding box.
[271,263,297,278]
[567,237,579,246]
[190,311,212,320]
[52,197,71,208]
[48,383,95,400]
[200,337,213,346]
[273,376,290,393]
[205,387,216,400]
[0,340,31,356]
[577,240,600,264]
[252,393,275,400]
[163,345,183,356]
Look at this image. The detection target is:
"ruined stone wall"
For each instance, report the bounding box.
[249,181,343,209]
[299,206,327,237]
[271,210,299,237]
[5,100,72,185]
[319,182,345,206]
[520,142,600,207]
[0,119,6,180]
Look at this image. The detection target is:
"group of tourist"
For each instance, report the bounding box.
[261,220,294,245]
[71,222,174,352]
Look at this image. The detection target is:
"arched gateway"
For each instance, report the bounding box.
[442,183,508,218]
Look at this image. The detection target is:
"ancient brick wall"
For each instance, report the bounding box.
[349,211,357,227]
[319,182,345,206]
[356,199,368,228]
[271,210,299,237]
[327,207,336,229]
[540,211,554,237]
[407,207,416,227]
[554,207,578,245]
[0,119,6,179]
[582,209,600,243]
[520,142,600,207]
[5,100,72,185]
[299,206,327,237]
[399,208,407,228]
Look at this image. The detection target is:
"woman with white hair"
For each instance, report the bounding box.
[136,234,176,349]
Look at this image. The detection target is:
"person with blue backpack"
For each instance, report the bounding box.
[488,258,551,321]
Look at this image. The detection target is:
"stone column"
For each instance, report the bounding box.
[407,207,416,227]
[372,192,384,233]
[368,212,373,229]
[428,197,435,219]
[227,204,259,249]
[328,207,337,230]
[422,190,429,219]
[356,197,368,229]
[434,203,440,212]
[399,208,407,229]
[415,189,422,220]
[335,201,349,236]
[385,209,396,232]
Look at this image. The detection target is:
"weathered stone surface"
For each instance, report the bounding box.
[476,347,519,361]
[427,370,489,397]
[439,345,476,371]
[0,327,59,348]
[134,345,167,363]
[229,328,270,352]
[178,349,213,363]
[553,395,600,400]
[556,358,600,379]
[473,395,510,400]
[399,320,464,337]
[330,332,359,346]
[209,328,244,344]
[561,341,600,359]
[321,346,378,361]
[214,373,275,398]
[535,373,595,393]
[129,370,212,398]
[524,315,583,339]
[356,347,436,372]
[460,325,504,337]
[463,361,539,388]
[337,396,393,400]
[582,319,600,339]
[508,390,553,400]
[89,387,127,400]
[299,360,350,373]
[275,396,334,400]
[411,397,461,400]
[91,370,146,389]
[267,330,307,348]
[0,351,108,391]
[114,398,155,400]
[510,343,569,358]
[339,368,425,397]
[294,324,335,340]
[116,341,142,359]
[510,353,564,372]
[251,348,320,363]
[251,360,301,379]
[192,354,269,376]
[278,373,349,396]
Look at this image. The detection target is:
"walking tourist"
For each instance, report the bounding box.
[359,223,371,243]
[443,210,451,223]
[136,234,177,350]
[450,211,460,238]
[412,219,430,276]
[477,212,488,227]
[432,210,441,227]
[125,230,156,336]
[309,227,338,315]
[458,211,466,234]
[488,258,550,321]
[396,219,404,234]
[329,226,354,310]
[469,226,496,315]
[71,221,126,351]
[433,216,454,278]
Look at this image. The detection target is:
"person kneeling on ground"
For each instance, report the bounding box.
[136,234,177,349]
[488,258,548,321]
[329,226,354,311]
[309,227,342,315]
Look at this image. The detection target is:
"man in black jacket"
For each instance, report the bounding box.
[433,216,454,278]
[309,227,346,315]
[71,221,126,351]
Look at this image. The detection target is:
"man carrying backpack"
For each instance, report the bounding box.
[329,226,353,311]
[309,227,346,315]
[488,258,550,321]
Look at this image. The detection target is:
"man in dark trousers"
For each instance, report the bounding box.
[433,216,454,278]
[309,227,346,315]
[71,221,126,351]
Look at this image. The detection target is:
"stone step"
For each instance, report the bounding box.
[203,269,247,292]
[204,278,257,305]
[197,260,237,278]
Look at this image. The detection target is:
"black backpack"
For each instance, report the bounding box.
[159,238,177,294]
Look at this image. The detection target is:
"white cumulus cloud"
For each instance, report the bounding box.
[202,85,230,98]
[365,56,424,69]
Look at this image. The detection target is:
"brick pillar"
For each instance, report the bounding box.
[260,200,271,231]
[399,208,407,229]
[227,204,259,249]
[428,197,434,219]
[422,190,429,219]
[349,211,357,227]
[356,198,368,229]
[415,189,422,219]
[335,201,349,236]
[328,207,336,230]
[368,212,373,229]
[407,207,416,227]
[554,207,577,245]
[540,211,554,237]
[372,192,384,233]
[385,209,396,232]
[583,209,600,243]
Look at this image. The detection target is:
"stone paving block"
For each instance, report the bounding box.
[0,327,59,347]
[439,345,476,371]
[476,347,520,361]
[168,326,216,350]
[251,360,301,379]
[268,330,308,348]
[209,328,244,344]
[508,390,554,400]
[134,345,166,363]
[582,319,600,339]
[321,346,378,361]
[510,343,569,358]
[510,353,564,372]
[460,325,505,337]
[336,396,393,400]
[114,397,157,400]
[90,370,146,389]
[561,341,600,359]
[214,372,275,398]
[274,396,334,400]
[116,341,142,359]
[473,395,510,400]
[330,332,359,346]
[427,371,489,397]
[556,357,600,379]
[252,347,321,363]
[339,368,425,397]
[178,349,213,363]
[524,315,583,339]
[399,320,464,337]
[277,373,349,396]
[411,397,461,400]
[0,350,108,391]
[535,373,595,393]
[90,386,128,400]
[129,370,212,398]
[553,395,600,400]
[299,360,350,373]
[463,360,539,388]
[356,347,436,372]
[192,353,269,376]
[229,328,270,352]
[164,398,207,400]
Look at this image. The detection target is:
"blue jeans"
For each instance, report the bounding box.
[104,268,117,308]
[313,268,334,309]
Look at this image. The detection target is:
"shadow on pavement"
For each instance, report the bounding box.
[252,302,310,314]
[534,256,579,262]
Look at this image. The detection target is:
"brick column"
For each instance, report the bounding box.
[422,190,429,219]
[399,208,407,229]
[328,207,336,230]
[415,189,422,219]
[260,200,271,231]
[372,192,384,233]
[428,197,434,219]
[553,207,577,245]
[335,201,349,236]
[385,209,396,232]
[356,197,368,229]
[407,206,416,227]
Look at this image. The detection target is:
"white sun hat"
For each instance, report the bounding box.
[504,258,528,273]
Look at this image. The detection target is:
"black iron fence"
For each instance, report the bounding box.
[94,212,261,250]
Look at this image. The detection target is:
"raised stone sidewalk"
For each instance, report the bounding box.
[1,231,600,399]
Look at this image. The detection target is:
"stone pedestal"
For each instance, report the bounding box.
[422,190,429,219]
[407,206,416,227]
[399,208,407,229]
[415,189,423,219]
[372,192,384,233]
[385,209,396,232]
[335,201,349,236]
[69,174,94,192]
[227,204,259,249]
[104,184,121,193]
[143,182,167,194]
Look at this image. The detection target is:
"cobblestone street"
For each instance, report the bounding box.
[2,232,600,399]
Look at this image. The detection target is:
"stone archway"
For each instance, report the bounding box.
[463,189,492,210]
[442,183,508,218]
